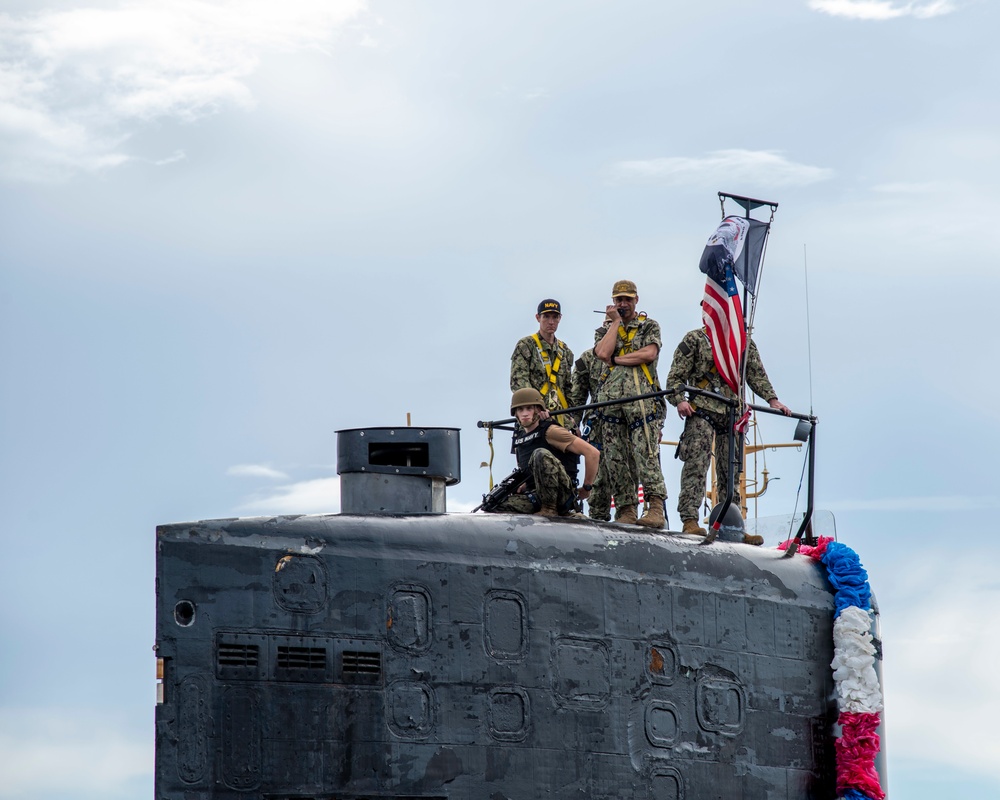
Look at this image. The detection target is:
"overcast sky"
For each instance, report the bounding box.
[1,1,998,798]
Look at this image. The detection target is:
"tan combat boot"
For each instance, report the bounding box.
[742,533,764,546]
[536,505,559,517]
[615,505,639,524]
[637,497,666,529]
[681,519,707,535]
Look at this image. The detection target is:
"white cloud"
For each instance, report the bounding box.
[152,149,186,166]
[446,497,480,513]
[0,0,367,181]
[609,149,833,189]
[238,475,478,515]
[0,709,150,799]
[871,180,949,193]
[239,475,341,514]
[807,0,958,20]
[227,463,290,480]
[882,552,1000,781]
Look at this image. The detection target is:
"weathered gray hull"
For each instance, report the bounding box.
[155,512,841,799]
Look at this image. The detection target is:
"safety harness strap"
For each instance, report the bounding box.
[532,333,569,411]
[691,329,725,410]
[616,325,656,387]
[597,409,662,430]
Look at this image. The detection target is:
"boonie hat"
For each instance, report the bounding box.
[537,299,562,315]
[611,279,638,298]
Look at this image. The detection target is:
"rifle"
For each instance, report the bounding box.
[473,467,530,513]
[477,387,681,431]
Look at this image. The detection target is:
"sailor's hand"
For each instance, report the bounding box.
[577,487,591,501]
[769,398,792,416]
[605,304,621,323]
[538,408,551,421]
[677,400,694,419]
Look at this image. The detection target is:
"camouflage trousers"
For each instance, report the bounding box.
[585,435,613,522]
[676,413,741,522]
[493,449,576,514]
[601,404,665,504]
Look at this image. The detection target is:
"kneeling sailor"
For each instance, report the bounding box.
[489,388,599,517]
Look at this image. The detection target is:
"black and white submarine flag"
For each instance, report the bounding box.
[698,215,769,393]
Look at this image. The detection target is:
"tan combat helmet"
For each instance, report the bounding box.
[510,387,545,415]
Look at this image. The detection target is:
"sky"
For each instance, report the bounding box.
[1,0,998,797]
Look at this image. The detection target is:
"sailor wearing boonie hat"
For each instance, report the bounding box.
[593,279,668,529]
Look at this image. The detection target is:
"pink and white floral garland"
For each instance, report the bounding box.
[778,535,885,800]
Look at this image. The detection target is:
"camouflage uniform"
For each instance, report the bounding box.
[492,448,576,514]
[569,347,633,521]
[595,315,666,503]
[666,328,778,523]
[510,335,575,428]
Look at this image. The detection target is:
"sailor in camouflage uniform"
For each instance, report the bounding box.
[666,326,790,542]
[490,388,599,517]
[593,280,667,529]
[510,299,575,429]
[568,317,637,521]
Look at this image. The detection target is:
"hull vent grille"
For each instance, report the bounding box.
[276,646,327,671]
[218,643,259,669]
[342,650,381,684]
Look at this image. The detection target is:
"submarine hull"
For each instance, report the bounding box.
[155,512,839,799]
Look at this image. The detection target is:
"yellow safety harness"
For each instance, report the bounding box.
[695,330,718,393]
[690,329,739,415]
[485,424,495,489]
[531,333,569,412]
[616,324,657,388]
[614,318,662,469]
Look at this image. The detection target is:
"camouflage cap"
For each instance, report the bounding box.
[611,279,638,298]
[537,299,562,315]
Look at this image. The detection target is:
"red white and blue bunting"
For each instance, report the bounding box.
[778,536,886,800]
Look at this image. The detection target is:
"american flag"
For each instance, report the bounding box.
[700,215,759,394]
[702,266,746,394]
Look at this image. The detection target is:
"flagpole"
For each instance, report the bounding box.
[713,192,778,537]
